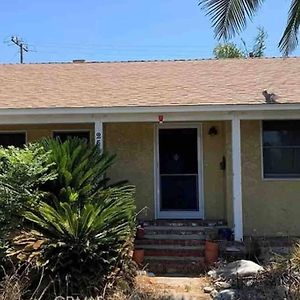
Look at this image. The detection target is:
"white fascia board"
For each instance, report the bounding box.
[0,112,233,124]
[1,103,300,116]
[1,110,300,125]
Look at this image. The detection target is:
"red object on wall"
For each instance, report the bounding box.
[158,115,164,123]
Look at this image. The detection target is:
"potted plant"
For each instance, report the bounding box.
[132,247,144,265]
[205,232,219,265]
[136,223,145,239]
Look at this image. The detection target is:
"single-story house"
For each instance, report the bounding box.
[1,57,300,242]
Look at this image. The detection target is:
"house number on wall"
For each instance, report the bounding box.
[94,121,103,151]
[96,132,102,146]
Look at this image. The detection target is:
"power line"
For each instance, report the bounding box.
[10,36,29,63]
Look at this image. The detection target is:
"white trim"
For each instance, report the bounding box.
[3,103,300,116]
[232,115,243,241]
[154,123,204,219]
[153,125,158,220]
[94,121,103,151]
[154,124,160,220]
[199,124,205,219]
[3,110,300,125]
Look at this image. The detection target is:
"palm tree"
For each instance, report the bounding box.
[198,0,300,56]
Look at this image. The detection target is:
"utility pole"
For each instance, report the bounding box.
[10,36,28,63]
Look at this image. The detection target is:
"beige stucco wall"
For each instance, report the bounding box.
[104,122,227,221]
[1,120,299,236]
[104,123,155,219]
[202,122,227,220]
[0,122,227,222]
[241,120,300,236]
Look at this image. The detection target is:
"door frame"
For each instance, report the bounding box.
[154,123,204,219]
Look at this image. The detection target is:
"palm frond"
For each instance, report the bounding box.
[9,138,136,297]
[279,0,300,56]
[198,0,264,40]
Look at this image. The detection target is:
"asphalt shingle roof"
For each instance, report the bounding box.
[0,57,299,109]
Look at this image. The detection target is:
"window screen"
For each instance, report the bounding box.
[263,121,300,178]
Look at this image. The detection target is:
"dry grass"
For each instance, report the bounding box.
[0,264,30,300]
[110,275,211,300]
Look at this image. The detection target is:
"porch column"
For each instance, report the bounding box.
[231,115,243,241]
[94,121,103,151]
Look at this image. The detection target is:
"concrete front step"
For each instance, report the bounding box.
[144,225,225,231]
[144,256,205,274]
[144,226,206,236]
[137,220,228,274]
[143,219,227,227]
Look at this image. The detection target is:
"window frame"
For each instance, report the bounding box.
[51,129,91,143]
[261,120,300,181]
[0,130,27,147]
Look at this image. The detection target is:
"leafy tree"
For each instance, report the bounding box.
[251,26,268,57]
[199,0,300,56]
[214,27,267,58]
[214,42,244,58]
[9,138,136,298]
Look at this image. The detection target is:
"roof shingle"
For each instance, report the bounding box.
[0,57,299,109]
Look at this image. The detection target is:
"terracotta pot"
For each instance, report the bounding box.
[136,227,145,239]
[132,249,144,265]
[205,241,219,265]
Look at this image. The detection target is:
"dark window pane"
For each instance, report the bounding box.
[159,128,198,174]
[53,131,90,143]
[263,148,300,177]
[263,120,300,178]
[160,175,198,211]
[0,133,26,147]
[263,121,300,146]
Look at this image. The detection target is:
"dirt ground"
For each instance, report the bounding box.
[136,275,212,300]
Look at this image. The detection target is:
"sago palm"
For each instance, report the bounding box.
[198,0,300,56]
[9,138,136,298]
[40,137,116,207]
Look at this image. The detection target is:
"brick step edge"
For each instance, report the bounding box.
[143,234,206,240]
[145,249,204,257]
[145,256,204,262]
[144,225,228,231]
[139,244,204,250]
[135,239,205,246]
[144,230,206,236]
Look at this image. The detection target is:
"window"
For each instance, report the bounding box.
[53,131,90,143]
[262,121,300,178]
[0,132,26,148]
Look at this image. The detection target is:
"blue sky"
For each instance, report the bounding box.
[0,0,297,63]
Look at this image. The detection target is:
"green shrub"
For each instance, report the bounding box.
[9,138,136,298]
[0,144,56,275]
